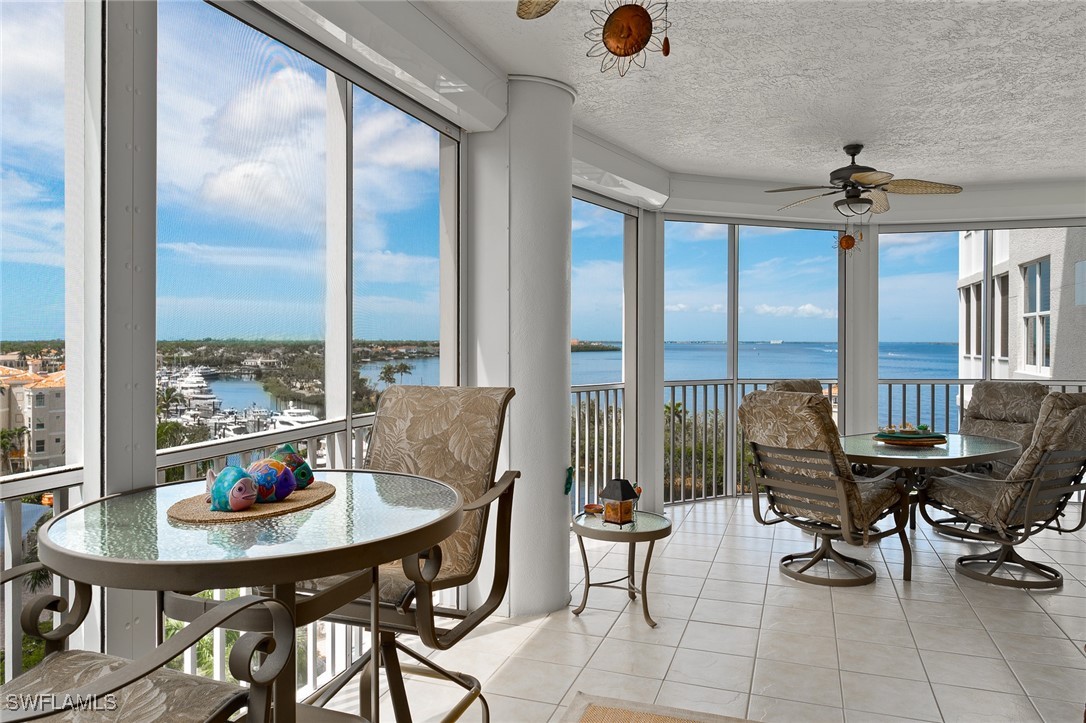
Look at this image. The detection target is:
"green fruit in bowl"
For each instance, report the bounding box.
[917,424,929,432]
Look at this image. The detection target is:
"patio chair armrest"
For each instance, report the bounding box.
[464,470,520,512]
[6,595,294,723]
[857,465,902,485]
[2,562,92,656]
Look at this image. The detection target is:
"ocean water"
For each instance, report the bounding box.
[211,342,960,410]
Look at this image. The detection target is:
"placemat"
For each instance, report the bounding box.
[167,481,335,524]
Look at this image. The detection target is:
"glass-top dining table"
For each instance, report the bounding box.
[39,470,463,723]
[840,432,1021,528]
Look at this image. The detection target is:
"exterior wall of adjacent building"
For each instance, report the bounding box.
[958,226,1086,381]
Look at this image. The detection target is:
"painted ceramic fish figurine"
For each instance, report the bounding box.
[247,457,297,503]
[205,467,258,512]
[270,443,315,490]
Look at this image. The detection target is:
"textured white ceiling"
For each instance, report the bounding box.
[424,0,1086,187]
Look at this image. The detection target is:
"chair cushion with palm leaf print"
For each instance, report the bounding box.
[928,392,1086,530]
[959,381,1049,476]
[361,385,515,596]
[0,650,246,723]
[740,390,898,529]
[769,378,824,394]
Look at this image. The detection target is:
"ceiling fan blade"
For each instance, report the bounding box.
[883,179,963,195]
[765,185,838,193]
[851,170,894,186]
[863,189,890,214]
[516,0,559,19]
[777,190,844,211]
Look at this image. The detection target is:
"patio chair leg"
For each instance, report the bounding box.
[393,639,486,722]
[381,632,413,723]
[779,534,876,587]
[956,545,1063,590]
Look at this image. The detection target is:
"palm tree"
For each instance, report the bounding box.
[379,363,397,388]
[157,386,183,421]
[394,361,413,383]
[0,426,28,474]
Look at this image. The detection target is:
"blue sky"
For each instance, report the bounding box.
[2,1,958,346]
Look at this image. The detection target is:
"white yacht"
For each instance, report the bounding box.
[271,403,320,430]
[177,371,211,397]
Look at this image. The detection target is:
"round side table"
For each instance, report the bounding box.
[571,511,672,627]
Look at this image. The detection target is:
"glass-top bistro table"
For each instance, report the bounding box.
[840,433,1021,528]
[38,470,463,723]
[571,511,672,627]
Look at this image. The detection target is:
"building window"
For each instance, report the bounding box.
[1022,258,1051,370]
[963,288,972,356]
[35,419,45,430]
[996,274,1009,359]
[972,283,982,356]
[34,392,46,407]
[35,440,46,454]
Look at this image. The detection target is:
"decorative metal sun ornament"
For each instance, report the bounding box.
[835,219,865,257]
[585,0,671,76]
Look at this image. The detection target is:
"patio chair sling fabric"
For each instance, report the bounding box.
[920,392,1086,589]
[300,385,519,720]
[958,380,1049,476]
[0,565,294,723]
[738,390,911,586]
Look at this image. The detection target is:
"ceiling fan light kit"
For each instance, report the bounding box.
[767,144,963,216]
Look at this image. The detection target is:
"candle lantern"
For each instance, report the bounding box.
[599,478,638,527]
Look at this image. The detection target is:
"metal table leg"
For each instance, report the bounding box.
[572,533,591,616]
[640,540,658,628]
[627,542,636,600]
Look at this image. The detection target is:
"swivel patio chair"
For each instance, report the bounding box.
[920,391,1086,589]
[738,389,912,586]
[301,385,518,721]
[0,563,296,722]
[958,380,1048,476]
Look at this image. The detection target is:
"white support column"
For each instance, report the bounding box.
[839,226,881,434]
[63,0,103,655]
[325,74,352,467]
[101,0,159,658]
[439,135,460,386]
[464,76,575,615]
[635,211,665,513]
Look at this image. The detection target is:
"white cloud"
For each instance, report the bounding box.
[698,303,727,313]
[158,241,324,275]
[754,303,837,319]
[355,250,439,285]
[0,170,64,267]
[208,68,324,153]
[665,303,689,312]
[354,109,439,171]
[880,232,959,262]
[0,3,65,167]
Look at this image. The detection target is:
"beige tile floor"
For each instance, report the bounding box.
[327,497,1086,723]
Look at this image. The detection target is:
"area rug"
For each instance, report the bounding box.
[561,693,753,723]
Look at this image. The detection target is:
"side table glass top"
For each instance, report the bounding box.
[840,433,1020,466]
[573,510,671,536]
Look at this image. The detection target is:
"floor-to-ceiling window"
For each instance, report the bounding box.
[156,1,328,449]
[569,194,629,508]
[737,225,839,380]
[878,230,968,430]
[993,226,1085,381]
[352,90,446,405]
[1,0,92,683]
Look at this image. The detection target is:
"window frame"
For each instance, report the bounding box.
[1021,257,1052,374]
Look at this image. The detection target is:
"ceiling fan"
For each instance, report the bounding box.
[766,144,963,217]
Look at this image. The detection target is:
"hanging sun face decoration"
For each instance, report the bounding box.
[835,225,864,256]
[585,1,671,76]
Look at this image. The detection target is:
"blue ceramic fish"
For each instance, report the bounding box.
[205,467,258,512]
[247,457,297,503]
[270,444,314,490]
